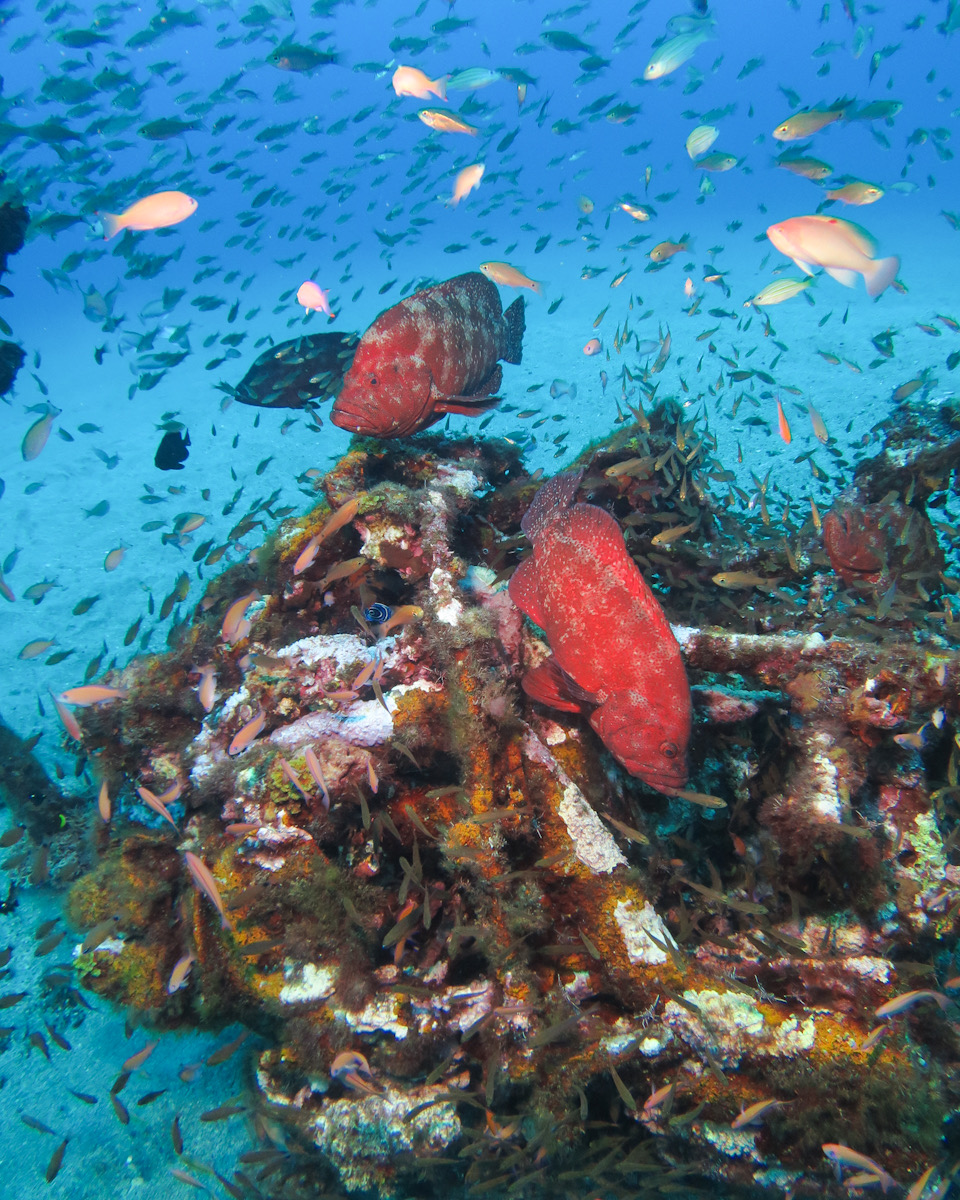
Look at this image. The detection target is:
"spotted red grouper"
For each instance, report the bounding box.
[330,271,524,438]
[509,470,692,792]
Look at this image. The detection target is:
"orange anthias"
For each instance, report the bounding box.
[509,470,692,792]
[776,395,792,443]
[331,272,524,438]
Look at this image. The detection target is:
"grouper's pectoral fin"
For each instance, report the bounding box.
[433,395,502,416]
[430,365,503,415]
[521,656,586,714]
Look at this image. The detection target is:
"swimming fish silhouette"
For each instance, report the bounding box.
[509,469,692,792]
[234,331,358,409]
[155,429,190,471]
[331,272,524,438]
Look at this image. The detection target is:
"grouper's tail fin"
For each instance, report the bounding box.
[502,295,525,365]
[521,468,585,539]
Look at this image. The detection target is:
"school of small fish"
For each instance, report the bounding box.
[1,0,960,1192]
[3,0,957,705]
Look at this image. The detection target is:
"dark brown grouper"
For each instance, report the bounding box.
[233,331,358,409]
[331,271,525,438]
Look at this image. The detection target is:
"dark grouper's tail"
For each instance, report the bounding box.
[521,468,585,539]
[501,296,525,365]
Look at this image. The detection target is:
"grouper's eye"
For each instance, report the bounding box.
[659,740,679,759]
[369,375,377,386]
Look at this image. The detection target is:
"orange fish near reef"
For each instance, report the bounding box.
[509,470,691,791]
[221,590,259,643]
[58,685,128,706]
[183,850,232,930]
[331,272,524,438]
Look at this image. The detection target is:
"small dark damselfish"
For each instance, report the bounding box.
[155,429,190,471]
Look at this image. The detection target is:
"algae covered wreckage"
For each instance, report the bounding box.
[11,392,960,1198]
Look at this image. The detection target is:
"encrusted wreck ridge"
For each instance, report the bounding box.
[62,409,960,1199]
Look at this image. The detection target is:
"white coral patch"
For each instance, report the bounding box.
[74,936,125,959]
[429,565,462,626]
[311,1084,461,1194]
[522,728,626,874]
[241,819,314,849]
[279,961,336,1005]
[557,782,627,874]
[435,597,462,625]
[664,989,765,1067]
[772,1015,817,1054]
[614,899,676,965]
[277,633,371,669]
[409,981,495,1035]
[601,1032,638,1056]
[434,465,482,498]
[247,853,288,872]
[809,731,842,822]
[663,989,818,1066]
[702,1121,764,1162]
[336,992,409,1039]
[269,681,437,750]
[541,720,569,746]
[271,698,395,748]
[443,982,495,1033]
[844,955,893,982]
[220,685,254,717]
[639,1031,673,1056]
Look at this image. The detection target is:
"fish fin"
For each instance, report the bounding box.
[433,394,502,416]
[793,259,817,276]
[824,266,859,289]
[431,365,503,411]
[98,212,122,240]
[507,556,547,627]
[435,364,503,404]
[502,296,525,364]
[480,363,502,395]
[864,254,899,298]
[520,469,585,538]
[521,657,585,713]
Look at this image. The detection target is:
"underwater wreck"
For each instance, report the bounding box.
[13,390,960,1199]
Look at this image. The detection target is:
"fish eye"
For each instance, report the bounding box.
[369,375,377,386]
[659,741,679,759]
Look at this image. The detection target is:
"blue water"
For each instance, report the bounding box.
[0,0,958,1195]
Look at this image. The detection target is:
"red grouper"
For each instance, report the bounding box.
[330,271,525,438]
[509,469,692,792]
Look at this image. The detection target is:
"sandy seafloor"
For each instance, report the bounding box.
[0,0,958,1195]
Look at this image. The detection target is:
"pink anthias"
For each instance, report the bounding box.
[297,280,336,318]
